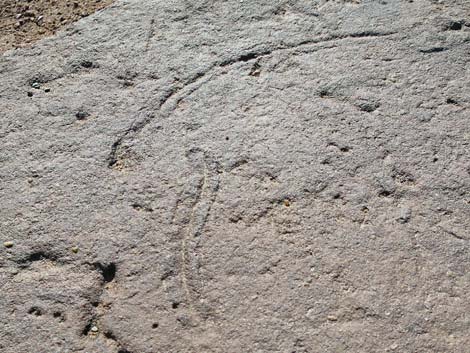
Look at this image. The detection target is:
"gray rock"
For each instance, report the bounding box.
[1,0,469,352]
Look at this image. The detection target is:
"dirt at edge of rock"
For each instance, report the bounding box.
[0,0,114,53]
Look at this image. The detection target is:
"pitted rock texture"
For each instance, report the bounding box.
[1,1,469,352]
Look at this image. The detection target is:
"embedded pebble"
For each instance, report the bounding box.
[3,241,14,248]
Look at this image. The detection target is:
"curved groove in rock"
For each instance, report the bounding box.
[180,152,220,321]
[107,30,396,168]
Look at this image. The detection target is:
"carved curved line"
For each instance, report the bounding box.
[180,154,220,320]
[107,30,396,167]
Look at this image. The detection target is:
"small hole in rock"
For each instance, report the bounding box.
[104,330,118,340]
[152,323,159,329]
[26,251,48,262]
[448,21,462,31]
[379,190,391,197]
[95,262,116,283]
[81,61,93,68]
[82,321,93,335]
[172,302,180,309]
[28,307,42,316]
[53,311,65,321]
[131,203,153,212]
[358,102,379,113]
[446,98,458,105]
[76,111,90,120]
[101,263,116,282]
[319,89,331,98]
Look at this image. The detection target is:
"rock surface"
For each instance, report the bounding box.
[1,0,469,352]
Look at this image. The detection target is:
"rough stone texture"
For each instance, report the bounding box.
[1,1,469,352]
